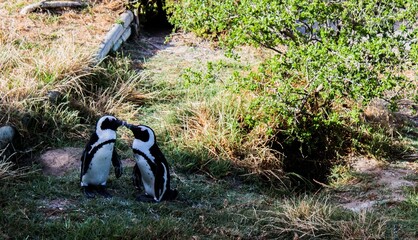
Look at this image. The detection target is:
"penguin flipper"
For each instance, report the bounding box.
[80,148,90,181]
[112,148,123,178]
[132,163,143,190]
[153,148,171,202]
[80,132,97,181]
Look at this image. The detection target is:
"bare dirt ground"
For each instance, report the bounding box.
[338,156,417,212]
[38,147,83,176]
[37,147,135,176]
[37,30,418,213]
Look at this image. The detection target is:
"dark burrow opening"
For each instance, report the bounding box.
[270,125,351,191]
[134,0,173,33]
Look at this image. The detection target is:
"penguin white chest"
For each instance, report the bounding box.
[135,154,156,196]
[83,143,113,185]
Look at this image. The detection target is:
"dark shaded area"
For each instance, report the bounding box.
[0,105,82,167]
[271,123,351,190]
[136,0,173,33]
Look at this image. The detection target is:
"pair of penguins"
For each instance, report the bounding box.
[80,115,178,202]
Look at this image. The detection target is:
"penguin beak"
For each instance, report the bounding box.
[123,122,133,129]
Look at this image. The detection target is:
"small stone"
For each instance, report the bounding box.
[0,125,16,149]
[47,90,62,105]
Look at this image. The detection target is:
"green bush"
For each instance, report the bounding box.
[166,0,418,183]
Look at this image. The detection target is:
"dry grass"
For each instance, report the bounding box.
[0,0,139,134]
[0,159,18,180]
[0,0,149,180]
[0,145,34,180]
[0,0,121,86]
[169,90,285,181]
[0,146,16,180]
[257,195,387,239]
[1,1,104,111]
[175,94,244,160]
[79,68,143,119]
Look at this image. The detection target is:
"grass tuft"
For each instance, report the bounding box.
[257,195,387,239]
[0,146,33,181]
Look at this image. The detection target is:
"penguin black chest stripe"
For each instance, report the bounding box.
[132,148,157,175]
[82,139,116,175]
[89,139,116,157]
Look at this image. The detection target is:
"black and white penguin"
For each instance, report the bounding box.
[126,124,178,202]
[80,115,124,198]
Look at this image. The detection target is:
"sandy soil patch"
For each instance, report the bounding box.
[37,147,83,176]
[37,147,135,176]
[338,156,417,212]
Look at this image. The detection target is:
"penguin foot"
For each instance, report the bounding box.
[82,186,96,198]
[169,189,178,201]
[136,194,156,203]
[163,189,178,201]
[96,186,112,198]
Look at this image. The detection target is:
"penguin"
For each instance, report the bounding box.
[126,124,178,202]
[80,115,125,198]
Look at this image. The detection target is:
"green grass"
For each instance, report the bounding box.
[3,161,416,239]
[377,197,418,239]
[0,167,263,239]
[1,164,406,239]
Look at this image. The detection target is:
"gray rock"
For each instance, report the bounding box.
[47,90,62,105]
[0,125,16,150]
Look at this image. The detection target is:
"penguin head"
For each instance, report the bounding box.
[126,124,155,145]
[96,115,124,132]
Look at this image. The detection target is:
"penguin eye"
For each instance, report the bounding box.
[135,128,150,142]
